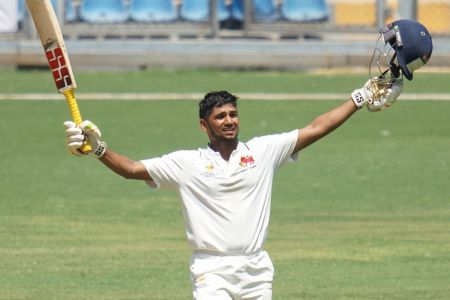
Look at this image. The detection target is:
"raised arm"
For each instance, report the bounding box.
[294,99,356,153]
[293,77,403,154]
[64,121,153,181]
[99,149,151,180]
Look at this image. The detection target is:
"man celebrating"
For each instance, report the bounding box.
[64,78,401,299]
[63,18,434,299]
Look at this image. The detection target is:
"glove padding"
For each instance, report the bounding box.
[351,77,403,112]
[64,121,85,156]
[63,120,107,158]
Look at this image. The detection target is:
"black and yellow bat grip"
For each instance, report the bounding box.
[63,89,92,154]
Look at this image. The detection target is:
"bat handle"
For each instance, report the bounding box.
[63,89,92,155]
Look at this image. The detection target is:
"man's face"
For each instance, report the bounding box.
[200,103,240,144]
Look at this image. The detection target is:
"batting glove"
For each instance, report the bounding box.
[79,120,107,158]
[64,121,86,157]
[352,77,403,112]
[351,78,374,109]
[366,79,403,112]
[382,78,403,107]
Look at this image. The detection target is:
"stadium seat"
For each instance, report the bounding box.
[252,0,279,22]
[218,0,231,22]
[80,0,128,23]
[281,0,329,22]
[63,0,77,22]
[218,0,243,29]
[230,0,244,21]
[130,0,177,22]
[180,0,209,22]
[18,0,26,23]
[18,0,77,24]
[181,0,233,22]
[52,0,78,22]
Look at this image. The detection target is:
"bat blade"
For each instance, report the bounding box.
[26,0,91,154]
[26,0,77,92]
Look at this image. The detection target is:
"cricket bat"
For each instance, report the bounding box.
[26,0,91,154]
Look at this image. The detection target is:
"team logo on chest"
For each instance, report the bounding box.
[239,155,255,168]
[205,162,214,172]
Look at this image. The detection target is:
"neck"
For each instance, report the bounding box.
[208,139,238,161]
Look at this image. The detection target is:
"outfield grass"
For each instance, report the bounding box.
[0,70,449,299]
[2,68,450,94]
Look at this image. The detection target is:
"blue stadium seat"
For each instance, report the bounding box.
[130,0,177,22]
[18,0,26,23]
[64,0,77,22]
[217,0,242,22]
[230,0,244,21]
[180,0,209,22]
[253,0,279,22]
[171,0,236,23]
[80,0,128,23]
[217,0,231,22]
[18,0,77,23]
[281,0,329,22]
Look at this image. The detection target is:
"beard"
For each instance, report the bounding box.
[209,125,239,145]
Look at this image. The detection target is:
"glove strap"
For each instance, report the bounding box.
[351,89,366,109]
[93,142,107,158]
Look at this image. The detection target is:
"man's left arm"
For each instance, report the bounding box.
[293,77,403,153]
[294,99,357,153]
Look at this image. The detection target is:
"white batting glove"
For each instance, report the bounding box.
[79,120,107,158]
[370,78,403,111]
[352,77,403,112]
[64,121,85,156]
[351,78,374,109]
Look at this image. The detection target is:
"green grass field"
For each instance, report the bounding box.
[1,69,449,299]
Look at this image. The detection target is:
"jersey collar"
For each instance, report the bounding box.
[206,141,246,157]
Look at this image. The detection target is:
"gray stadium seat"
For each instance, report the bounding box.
[80,0,128,23]
[253,0,279,22]
[130,0,178,22]
[281,0,329,22]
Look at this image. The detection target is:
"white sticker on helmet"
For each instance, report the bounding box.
[406,57,425,73]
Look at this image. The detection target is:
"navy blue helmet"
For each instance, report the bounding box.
[379,19,433,80]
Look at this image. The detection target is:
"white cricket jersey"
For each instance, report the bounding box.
[141,129,299,255]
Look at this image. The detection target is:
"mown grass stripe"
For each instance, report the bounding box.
[2,93,450,101]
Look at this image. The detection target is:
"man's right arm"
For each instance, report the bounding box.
[64,120,154,182]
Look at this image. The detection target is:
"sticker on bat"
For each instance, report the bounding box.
[45,45,73,90]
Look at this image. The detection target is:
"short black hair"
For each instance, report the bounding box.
[199,91,238,119]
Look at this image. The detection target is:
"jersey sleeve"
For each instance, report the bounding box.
[140,150,188,189]
[250,129,299,169]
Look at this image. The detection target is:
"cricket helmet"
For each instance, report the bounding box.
[370,19,433,81]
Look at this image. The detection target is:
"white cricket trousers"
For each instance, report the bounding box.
[189,250,274,300]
